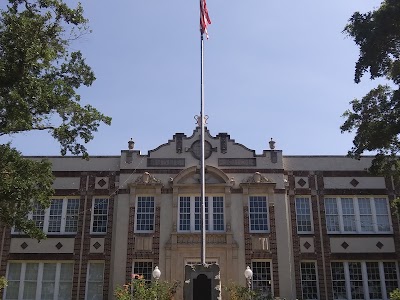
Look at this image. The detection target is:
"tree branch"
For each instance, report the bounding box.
[0,125,56,136]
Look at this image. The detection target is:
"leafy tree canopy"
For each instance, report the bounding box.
[341,0,400,177]
[0,0,111,239]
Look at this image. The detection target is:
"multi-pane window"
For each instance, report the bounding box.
[248,196,268,233]
[252,261,272,296]
[295,197,313,233]
[13,198,80,235]
[65,199,80,232]
[324,197,391,233]
[348,262,364,299]
[212,197,224,231]
[325,199,340,232]
[341,198,356,232]
[135,196,155,232]
[331,262,347,299]
[32,203,45,231]
[179,197,191,231]
[359,198,373,232]
[384,262,399,298]
[366,262,382,299]
[91,198,109,234]
[178,196,224,232]
[4,262,73,300]
[331,261,399,300]
[300,262,319,300]
[133,261,153,283]
[375,198,391,231]
[86,262,104,300]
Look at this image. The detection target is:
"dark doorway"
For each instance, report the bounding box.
[193,274,211,300]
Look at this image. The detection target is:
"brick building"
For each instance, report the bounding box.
[1,127,399,299]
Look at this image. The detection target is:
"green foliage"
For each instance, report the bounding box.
[224,282,256,300]
[0,0,111,239]
[114,275,180,300]
[0,144,54,240]
[390,288,400,300]
[224,282,273,300]
[0,276,7,291]
[341,0,400,180]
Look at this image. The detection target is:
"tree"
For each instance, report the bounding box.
[341,0,400,178]
[0,0,111,239]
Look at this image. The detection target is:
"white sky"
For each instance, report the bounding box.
[1,0,385,156]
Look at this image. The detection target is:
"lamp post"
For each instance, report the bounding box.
[153,266,161,300]
[244,266,253,292]
[153,266,161,281]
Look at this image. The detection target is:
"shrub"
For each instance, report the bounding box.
[115,274,180,300]
[0,276,7,290]
[391,288,400,300]
[224,281,274,300]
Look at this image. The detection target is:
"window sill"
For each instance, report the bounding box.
[11,234,77,238]
[249,231,270,234]
[90,233,107,236]
[297,232,314,235]
[327,232,393,236]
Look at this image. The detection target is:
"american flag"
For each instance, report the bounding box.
[200,0,211,39]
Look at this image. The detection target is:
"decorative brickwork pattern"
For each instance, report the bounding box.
[291,172,329,299]
[71,172,115,300]
[289,193,302,298]
[126,206,135,282]
[103,174,116,299]
[126,207,161,282]
[0,227,11,278]
[316,172,333,300]
[243,205,279,297]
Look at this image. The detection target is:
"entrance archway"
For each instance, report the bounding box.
[193,274,211,300]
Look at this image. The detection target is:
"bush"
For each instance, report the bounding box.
[0,276,7,290]
[391,288,400,300]
[115,274,180,300]
[224,282,275,300]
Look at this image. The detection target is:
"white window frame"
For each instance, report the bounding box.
[90,197,109,234]
[331,261,400,300]
[251,260,273,297]
[324,196,392,234]
[12,198,80,235]
[300,261,319,300]
[4,261,73,300]
[295,197,314,234]
[248,196,269,233]
[134,196,155,233]
[177,195,225,233]
[132,261,153,283]
[85,261,105,300]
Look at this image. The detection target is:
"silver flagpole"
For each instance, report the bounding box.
[200,31,206,266]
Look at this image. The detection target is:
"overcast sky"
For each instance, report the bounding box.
[1,0,386,156]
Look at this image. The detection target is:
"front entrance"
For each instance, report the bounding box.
[193,274,211,300]
[183,263,220,300]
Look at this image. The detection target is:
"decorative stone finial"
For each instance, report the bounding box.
[128,138,134,150]
[269,138,275,150]
[194,115,209,127]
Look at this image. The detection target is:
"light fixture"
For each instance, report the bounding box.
[244,266,253,290]
[244,266,253,279]
[153,266,161,280]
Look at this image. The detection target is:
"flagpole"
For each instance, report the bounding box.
[200,31,206,266]
[199,0,210,267]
